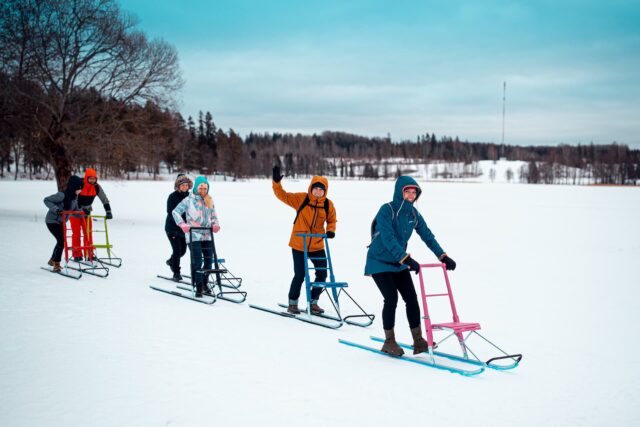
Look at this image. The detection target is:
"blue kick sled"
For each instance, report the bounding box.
[250,233,374,329]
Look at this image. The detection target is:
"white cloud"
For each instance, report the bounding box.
[177,44,640,147]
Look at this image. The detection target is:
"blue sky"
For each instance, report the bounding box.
[120,0,640,147]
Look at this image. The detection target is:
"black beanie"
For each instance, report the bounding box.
[311,182,326,192]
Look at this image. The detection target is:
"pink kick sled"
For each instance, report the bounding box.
[340,263,522,376]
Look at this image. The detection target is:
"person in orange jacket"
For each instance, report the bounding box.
[70,168,112,261]
[272,166,337,315]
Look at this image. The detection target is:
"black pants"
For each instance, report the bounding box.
[166,231,187,273]
[372,269,421,330]
[46,223,64,262]
[288,248,326,303]
[189,240,213,291]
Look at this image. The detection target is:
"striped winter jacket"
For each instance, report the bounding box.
[172,193,219,243]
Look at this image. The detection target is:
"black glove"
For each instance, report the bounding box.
[441,255,456,271]
[403,256,421,275]
[106,211,113,220]
[326,231,335,239]
[82,208,91,216]
[272,166,284,183]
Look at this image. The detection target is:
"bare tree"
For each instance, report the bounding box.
[0,0,183,189]
[505,168,513,183]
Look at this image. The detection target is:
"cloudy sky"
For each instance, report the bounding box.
[120,0,640,147]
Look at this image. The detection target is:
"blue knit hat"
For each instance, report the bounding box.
[193,175,209,194]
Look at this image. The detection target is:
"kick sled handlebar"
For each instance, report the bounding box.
[189,225,217,232]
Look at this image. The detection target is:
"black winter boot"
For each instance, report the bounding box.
[380,329,404,357]
[201,282,212,295]
[194,280,203,298]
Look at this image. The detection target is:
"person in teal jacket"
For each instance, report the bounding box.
[365,176,456,357]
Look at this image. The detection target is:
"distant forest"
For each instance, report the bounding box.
[2,102,639,185]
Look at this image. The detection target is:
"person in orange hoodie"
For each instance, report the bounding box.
[70,168,112,261]
[272,165,337,315]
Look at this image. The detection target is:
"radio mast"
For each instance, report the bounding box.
[501,81,506,145]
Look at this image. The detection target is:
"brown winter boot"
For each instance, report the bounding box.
[47,259,55,267]
[287,304,301,314]
[52,261,62,272]
[380,329,404,357]
[410,326,430,355]
[310,303,325,314]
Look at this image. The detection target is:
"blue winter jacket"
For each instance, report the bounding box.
[364,176,445,276]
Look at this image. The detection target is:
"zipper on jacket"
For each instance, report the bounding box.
[307,203,318,248]
[296,201,323,249]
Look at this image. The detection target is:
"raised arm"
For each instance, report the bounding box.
[272,180,306,209]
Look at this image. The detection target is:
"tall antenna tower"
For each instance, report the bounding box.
[501,81,506,145]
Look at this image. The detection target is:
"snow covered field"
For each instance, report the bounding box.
[0,179,638,426]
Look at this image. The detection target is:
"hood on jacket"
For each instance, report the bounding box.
[64,175,84,210]
[307,176,329,202]
[193,175,209,195]
[84,168,98,185]
[80,168,98,197]
[392,175,422,207]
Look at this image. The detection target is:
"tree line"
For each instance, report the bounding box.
[3,102,638,185]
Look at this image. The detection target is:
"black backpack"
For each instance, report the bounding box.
[293,195,330,224]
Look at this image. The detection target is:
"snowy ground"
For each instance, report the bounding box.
[0,179,639,426]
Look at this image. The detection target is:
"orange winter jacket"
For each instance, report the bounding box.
[273,176,337,252]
